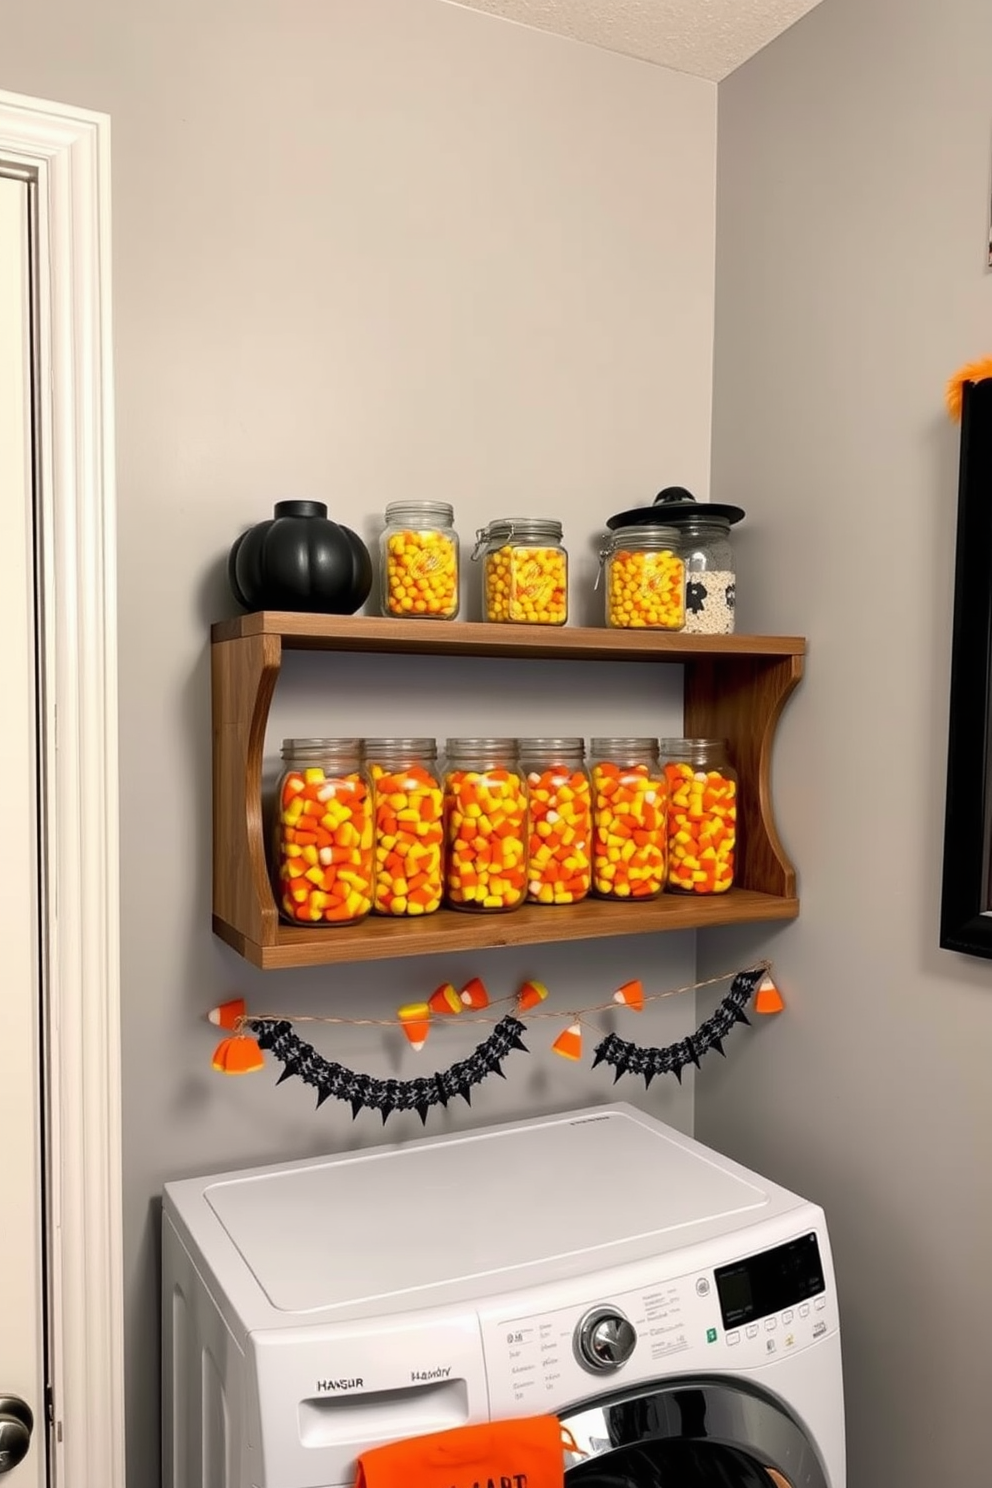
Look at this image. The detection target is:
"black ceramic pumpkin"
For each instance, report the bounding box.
[228,501,373,614]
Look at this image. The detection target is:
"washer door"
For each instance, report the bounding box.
[562,1379,829,1488]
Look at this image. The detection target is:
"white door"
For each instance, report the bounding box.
[0,170,47,1486]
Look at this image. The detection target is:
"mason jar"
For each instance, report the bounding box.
[380,500,460,619]
[443,739,528,912]
[589,738,667,900]
[601,526,685,630]
[473,518,568,625]
[274,739,374,926]
[678,517,736,635]
[659,738,738,894]
[365,738,444,916]
[517,738,591,904]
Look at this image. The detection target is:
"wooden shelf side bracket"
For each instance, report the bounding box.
[683,652,803,899]
[212,632,283,950]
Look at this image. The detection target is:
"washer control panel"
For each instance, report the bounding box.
[479,1227,835,1416]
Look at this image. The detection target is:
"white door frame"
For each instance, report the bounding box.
[0,90,124,1487]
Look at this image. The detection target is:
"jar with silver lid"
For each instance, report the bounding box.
[472,518,568,625]
[273,738,374,926]
[443,739,528,912]
[517,737,591,904]
[365,738,444,916]
[380,499,460,619]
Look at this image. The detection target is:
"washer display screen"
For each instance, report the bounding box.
[714,1232,825,1328]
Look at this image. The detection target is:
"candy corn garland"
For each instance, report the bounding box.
[206,964,780,1121]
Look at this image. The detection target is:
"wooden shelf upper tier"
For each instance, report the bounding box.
[214,889,800,971]
[211,611,806,663]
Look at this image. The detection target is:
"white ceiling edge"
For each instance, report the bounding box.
[445,0,825,81]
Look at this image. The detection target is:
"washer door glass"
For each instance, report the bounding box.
[562,1381,825,1488]
[567,1438,790,1486]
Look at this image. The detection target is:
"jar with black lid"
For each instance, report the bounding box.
[605,487,744,635]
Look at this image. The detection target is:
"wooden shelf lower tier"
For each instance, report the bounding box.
[213,889,799,970]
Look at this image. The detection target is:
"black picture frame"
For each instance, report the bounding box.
[940,377,992,957]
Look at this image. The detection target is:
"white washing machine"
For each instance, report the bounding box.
[162,1104,845,1488]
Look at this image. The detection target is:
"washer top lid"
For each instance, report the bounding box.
[201,1108,770,1315]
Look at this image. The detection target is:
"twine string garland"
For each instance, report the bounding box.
[221,963,772,1123]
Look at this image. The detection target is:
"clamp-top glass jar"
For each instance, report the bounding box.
[601,526,685,630]
[659,738,738,894]
[365,738,444,916]
[589,738,667,899]
[678,518,736,635]
[273,738,374,926]
[443,739,528,912]
[473,518,568,625]
[380,500,460,619]
[518,738,592,904]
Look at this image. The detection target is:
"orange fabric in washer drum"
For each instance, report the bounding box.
[354,1414,566,1488]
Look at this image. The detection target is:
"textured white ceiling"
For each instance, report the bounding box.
[447,0,825,81]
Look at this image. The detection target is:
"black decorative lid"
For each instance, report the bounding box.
[606,485,745,530]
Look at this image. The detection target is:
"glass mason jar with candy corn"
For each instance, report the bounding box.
[472,518,569,625]
[589,738,668,900]
[273,739,374,926]
[659,738,738,894]
[443,739,529,913]
[600,525,685,630]
[380,500,460,620]
[365,738,444,917]
[517,738,592,904]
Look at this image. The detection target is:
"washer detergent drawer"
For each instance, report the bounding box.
[245,1313,486,1488]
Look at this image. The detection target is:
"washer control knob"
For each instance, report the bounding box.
[575,1308,637,1373]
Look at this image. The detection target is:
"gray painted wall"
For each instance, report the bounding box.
[0,3,717,1483]
[702,0,992,1483]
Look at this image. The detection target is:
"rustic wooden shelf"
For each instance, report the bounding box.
[211,613,805,968]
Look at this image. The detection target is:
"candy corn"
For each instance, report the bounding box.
[277,767,374,925]
[444,769,528,912]
[613,979,645,1012]
[398,1002,431,1051]
[663,763,736,895]
[460,977,490,1010]
[429,982,463,1015]
[370,763,444,916]
[525,765,592,905]
[211,1035,265,1075]
[485,546,568,625]
[607,547,685,629]
[754,974,784,1014]
[385,529,459,618]
[552,1023,583,1060]
[517,980,549,1012]
[591,763,667,900]
[208,997,246,1031]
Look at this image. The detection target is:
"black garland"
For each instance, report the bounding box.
[591,967,765,1087]
[250,1014,529,1124]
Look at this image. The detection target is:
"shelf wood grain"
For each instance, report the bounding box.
[213,889,800,970]
[211,613,805,969]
